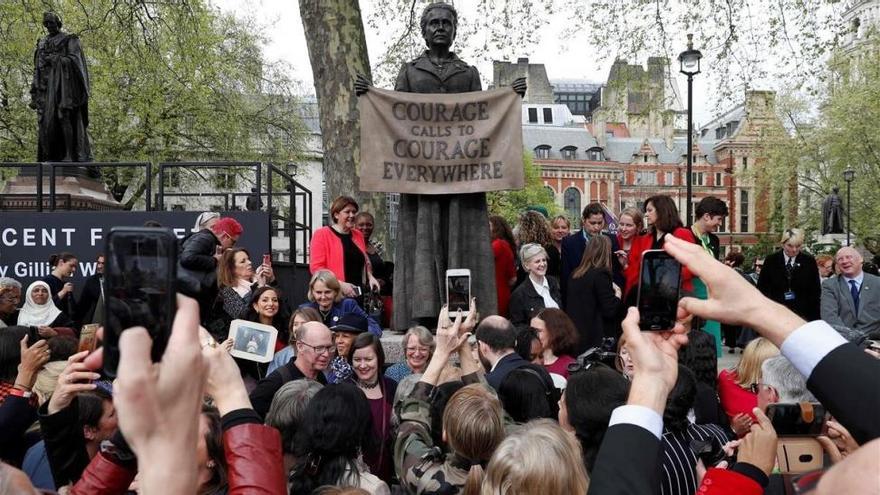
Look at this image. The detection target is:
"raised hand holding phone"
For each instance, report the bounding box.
[103,227,177,377]
[636,250,682,331]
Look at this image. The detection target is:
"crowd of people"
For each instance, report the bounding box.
[1,188,879,494]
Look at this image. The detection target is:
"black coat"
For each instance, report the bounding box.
[566,268,620,354]
[508,275,561,327]
[588,423,661,495]
[757,250,821,321]
[178,229,221,321]
[560,231,624,304]
[75,274,101,326]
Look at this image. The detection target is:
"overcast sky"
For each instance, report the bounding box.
[211,0,742,127]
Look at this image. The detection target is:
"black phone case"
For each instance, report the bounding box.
[102,227,178,377]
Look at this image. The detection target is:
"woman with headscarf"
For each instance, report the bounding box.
[17,281,75,331]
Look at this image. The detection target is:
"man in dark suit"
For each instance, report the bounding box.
[75,254,104,327]
[821,246,880,341]
[757,228,821,321]
[560,202,623,302]
[474,315,555,407]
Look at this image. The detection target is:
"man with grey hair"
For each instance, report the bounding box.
[249,321,331,418]
[0,277,22,327]
[821,246,880,341]
[757,355,817,411]
[265,379,323,474]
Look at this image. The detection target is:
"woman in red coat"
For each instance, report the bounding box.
[624,195,695,299]
[309,196,380,298]
[490,216,517,317]
[718,337,779,436]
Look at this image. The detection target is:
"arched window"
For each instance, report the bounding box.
[544,185,556,201]
[564,187,581,224]
[561,146,577,160]
[587,147,604,161]
[534,145,551,159]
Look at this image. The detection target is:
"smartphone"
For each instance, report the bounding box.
[446,269,471,316]
[636,250,682,331]
[78,323,99,353]
[103,227,178,377]
[352,285,363,296]
[766,402,827,437]
[263,253,272,267]
[26,327,41,346]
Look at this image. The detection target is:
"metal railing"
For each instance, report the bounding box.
[0,161,313,263]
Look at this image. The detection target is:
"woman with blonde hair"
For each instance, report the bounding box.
[615,207,643,270]
[717,337,780,436]
[481,419,589,495]
[297,270,380,335]
[508,243,561,327]
[549,215,571,256]
[515,211,559,281]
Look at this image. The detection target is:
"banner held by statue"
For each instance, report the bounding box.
[358,87,524,195]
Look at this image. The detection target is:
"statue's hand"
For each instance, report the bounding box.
[511,77,527,97]
[354,74,372,97]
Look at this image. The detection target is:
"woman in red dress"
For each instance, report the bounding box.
[490,216,517,318]
[718,337,779,436]
[624,195,695,299]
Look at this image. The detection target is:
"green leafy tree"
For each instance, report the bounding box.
[0,0,306,208]
[487,151,558,225]
[757,41,880,255]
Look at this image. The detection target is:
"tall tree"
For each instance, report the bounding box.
[0,0,306,207]
[299,0,385,242]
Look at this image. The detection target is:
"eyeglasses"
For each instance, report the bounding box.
[750,382,772,394]
[405,346,430,353]
[299,341,336,355]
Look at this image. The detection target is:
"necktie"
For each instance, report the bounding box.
[850,280,860,314]
[785,258,794,278]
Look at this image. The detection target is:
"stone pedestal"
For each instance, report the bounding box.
[816,233,851,246]
[1,171,122,210]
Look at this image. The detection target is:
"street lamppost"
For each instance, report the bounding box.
[679,33,702,225]
[843,168,855,246]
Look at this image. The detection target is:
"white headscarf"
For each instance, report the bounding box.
[17,281,62,327]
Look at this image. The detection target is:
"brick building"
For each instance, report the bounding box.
[504,59,785,249]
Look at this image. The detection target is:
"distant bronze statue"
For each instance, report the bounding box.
[356,2,526,329]
[30,12,92,162]
[822,187,845,235]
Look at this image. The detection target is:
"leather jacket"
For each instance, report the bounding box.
[72,423,286,494]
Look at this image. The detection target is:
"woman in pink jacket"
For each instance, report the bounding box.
[310,196,380,298]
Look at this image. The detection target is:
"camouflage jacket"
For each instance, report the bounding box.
[393,373,484,495]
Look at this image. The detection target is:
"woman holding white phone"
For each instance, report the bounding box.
[508,243,562,327]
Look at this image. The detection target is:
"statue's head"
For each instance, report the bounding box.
[420,2,458,48]
[42,12,62,34]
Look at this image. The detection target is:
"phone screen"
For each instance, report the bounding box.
[447,275,470,313]
[637,250,681,331]
[103,228,177,377]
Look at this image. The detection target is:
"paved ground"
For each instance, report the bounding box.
[718,348,740,372]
